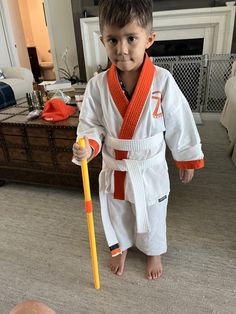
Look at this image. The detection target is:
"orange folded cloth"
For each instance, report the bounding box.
[41,98,76,122]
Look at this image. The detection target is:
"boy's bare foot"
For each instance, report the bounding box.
[146,255,163,280]
[110,250,128,276]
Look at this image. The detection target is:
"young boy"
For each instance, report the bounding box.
[72,0,204,280]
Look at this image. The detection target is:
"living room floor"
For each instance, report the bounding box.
[0,113,235,314]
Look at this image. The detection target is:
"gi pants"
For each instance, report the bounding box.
[107,193,168,256]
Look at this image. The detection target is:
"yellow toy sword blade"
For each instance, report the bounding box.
[78,137,100,290]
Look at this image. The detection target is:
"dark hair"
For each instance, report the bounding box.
[98,0,153,33]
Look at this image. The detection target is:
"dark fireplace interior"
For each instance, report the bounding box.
[146,38,204,57]
[147,38,204,111]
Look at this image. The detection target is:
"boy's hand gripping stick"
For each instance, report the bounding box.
[78,137,100,290]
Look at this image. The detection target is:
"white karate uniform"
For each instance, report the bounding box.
[73,55,204,256]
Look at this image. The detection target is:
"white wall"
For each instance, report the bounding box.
[44,0,78,79]
[1,0,30,69]
[0,7,12,66]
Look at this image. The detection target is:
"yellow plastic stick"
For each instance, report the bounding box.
[78,137,100,290]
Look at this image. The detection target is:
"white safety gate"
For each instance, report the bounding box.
[151,54,236,112]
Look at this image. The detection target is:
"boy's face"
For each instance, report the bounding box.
[101,20,156,73]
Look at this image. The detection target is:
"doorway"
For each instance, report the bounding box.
[18,0,55,81]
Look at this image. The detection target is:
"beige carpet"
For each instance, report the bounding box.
[0,114,235,314]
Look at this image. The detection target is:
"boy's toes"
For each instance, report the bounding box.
[146,256,163,280]
[146,272,152,280]
[111,265,118,273]
[152,272,157,279]
[146,270,162,280]
[116,266,124,276]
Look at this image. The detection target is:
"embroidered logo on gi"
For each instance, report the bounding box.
[158,195,167,202]
[152,91,163,118]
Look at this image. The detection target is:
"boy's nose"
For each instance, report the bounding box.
[117,41,128,55]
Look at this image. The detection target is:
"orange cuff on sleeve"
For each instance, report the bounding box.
[88,139,100,159]
[175,159,204,169]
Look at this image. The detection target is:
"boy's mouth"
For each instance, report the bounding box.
[117,58,131,62]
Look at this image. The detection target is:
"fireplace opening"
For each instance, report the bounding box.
[146,38,204,57]
[148,38,204,111]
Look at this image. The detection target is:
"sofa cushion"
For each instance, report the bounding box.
[0,67,34,102]
[1,78,29,100]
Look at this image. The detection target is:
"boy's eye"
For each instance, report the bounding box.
[128,36,136,43]
[108,38,117,45]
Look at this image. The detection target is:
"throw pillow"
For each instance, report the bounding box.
[0,69,5,79]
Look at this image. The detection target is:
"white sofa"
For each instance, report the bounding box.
[0,67,33,102]
[220,61,236,166]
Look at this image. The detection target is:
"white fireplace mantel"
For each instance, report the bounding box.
[80,6,236,79]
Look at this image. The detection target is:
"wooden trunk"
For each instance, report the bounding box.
[0,102,102,191]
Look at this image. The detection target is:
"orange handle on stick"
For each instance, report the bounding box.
[78,137,100,290]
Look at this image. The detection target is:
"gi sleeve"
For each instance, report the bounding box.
[162,72,204,169]
[73,78,106,164]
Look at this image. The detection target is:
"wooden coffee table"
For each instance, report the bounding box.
[0,100,101,190]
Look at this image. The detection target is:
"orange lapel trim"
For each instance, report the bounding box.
[107,64,129,118]
[119,54,155,139]
[107,54,155,199]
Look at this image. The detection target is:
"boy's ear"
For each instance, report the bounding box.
[100,36,105,46]
[145,32,156,49]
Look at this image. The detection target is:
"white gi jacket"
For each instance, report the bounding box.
[73,55,204,255]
